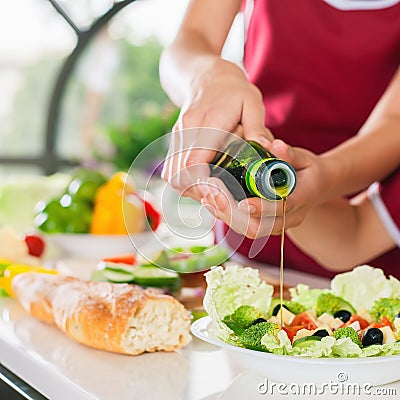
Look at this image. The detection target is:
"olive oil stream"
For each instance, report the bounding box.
[279,197,287,327]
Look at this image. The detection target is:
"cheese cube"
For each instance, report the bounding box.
[347,321,361,332]
[394,317,400,334]
[380,326,398,344]
[281,307,295,326]
[312,324,333,336]
[293,328,313,342]
[317,313,334,325]
[267,316,280,325]
[329,318,344,330]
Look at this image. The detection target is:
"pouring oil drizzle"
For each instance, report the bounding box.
[279,197,287,328]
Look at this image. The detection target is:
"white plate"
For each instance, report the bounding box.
[191,316,400,386]
[45,232,154,259]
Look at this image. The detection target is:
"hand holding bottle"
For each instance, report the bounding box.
[200,140,334,238]
[161,59,273,201]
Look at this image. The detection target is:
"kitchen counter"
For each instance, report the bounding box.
[1,263,399,400]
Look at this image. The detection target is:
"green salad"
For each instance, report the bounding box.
[203,265,400,358]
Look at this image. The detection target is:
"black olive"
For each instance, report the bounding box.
[249,317,267,326]
[312,329,330,338]
[362,328,384,347]
[395,313,400,319]
[333,310,352,323]
[272,304,289,316]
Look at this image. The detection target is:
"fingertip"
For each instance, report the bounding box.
[201,199,217,217]
[238,200,256,213]
[270,139,293,162]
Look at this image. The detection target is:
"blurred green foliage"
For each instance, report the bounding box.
[97,39,178,171]
[102,109,178,171]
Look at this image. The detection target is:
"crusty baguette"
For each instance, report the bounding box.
[12,272,192,355]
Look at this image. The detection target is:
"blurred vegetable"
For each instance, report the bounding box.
[24,234,45,257]
[0,174,69,231]
[66,169,107,203]
[90,172,145,234]
[102,254,136,265]
[91,262,181,292]
[0,263,58,297]
[0,227,39,265]
[141,197,161,231]
[35,168,106,234]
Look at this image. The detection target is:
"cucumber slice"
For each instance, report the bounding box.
[190,309,208,323]
[102,268,134,283]
[100,262,136,275]
[168,246,229,273]
[292,336,322,349]
[137,250,171,269]
[189,246,208,253]
[132,266,181,291]
[90,269,110,282]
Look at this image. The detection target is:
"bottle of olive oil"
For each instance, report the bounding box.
[210,140,296,201]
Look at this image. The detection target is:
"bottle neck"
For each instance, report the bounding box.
[245,159,296,200]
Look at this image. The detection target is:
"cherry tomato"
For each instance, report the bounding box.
[344,315,369,330]
[368,317,393,330]
[24,234,45,257]
[291,312,317,330]
[282,325,306,342]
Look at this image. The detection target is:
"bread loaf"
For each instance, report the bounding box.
[12,272,191,355]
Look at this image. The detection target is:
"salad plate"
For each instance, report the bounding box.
[192,316,400,386]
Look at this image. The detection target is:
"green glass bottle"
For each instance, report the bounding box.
[209,140,296,201]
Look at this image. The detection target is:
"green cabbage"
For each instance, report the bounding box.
[0,174,69,231]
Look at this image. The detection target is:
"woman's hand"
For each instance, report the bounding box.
[200,140,332,238]
[162,59,273,201]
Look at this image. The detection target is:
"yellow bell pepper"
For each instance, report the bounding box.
[90,172,145,235]
[0,264,58,297]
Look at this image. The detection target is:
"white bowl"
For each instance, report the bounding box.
[191,317,400,387]
[45,232,154,259]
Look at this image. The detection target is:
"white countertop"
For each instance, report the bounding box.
[1,263,399,400]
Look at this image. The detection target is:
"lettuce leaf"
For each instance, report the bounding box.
[289,284,329,309]
[332,338,362,357]
[361,342,400,357]
[331,265,400,310]
[261,329,292,355]
[292,336,336,358]
[203,265,274,340]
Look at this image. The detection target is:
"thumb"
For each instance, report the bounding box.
[270,139,312,170]
[241,96,274,145]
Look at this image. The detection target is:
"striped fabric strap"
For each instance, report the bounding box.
[367,181,400,248]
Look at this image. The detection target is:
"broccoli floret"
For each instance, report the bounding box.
[239,321,279,352]
[333,327,362,347]
[222,305,266,335]
[370,298,400,324]
[314,293,356,317]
